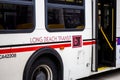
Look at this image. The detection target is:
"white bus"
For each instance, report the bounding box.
[0,0,120,80]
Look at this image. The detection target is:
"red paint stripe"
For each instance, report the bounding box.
[0,43,71,54]
[0,41,96,54]
[50,43,71,48]
[0,48,12,54]
[83,41,96,46]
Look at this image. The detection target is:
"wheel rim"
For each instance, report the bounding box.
[31,65,53,80]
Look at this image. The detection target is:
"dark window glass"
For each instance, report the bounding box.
[48,0,83,5]
[48,8,84,30]
[47,0,85,31]
[0,0,34,31]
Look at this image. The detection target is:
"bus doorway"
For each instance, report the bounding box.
[97,0,116,69]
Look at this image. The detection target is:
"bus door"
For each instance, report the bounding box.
[96,0,116,70]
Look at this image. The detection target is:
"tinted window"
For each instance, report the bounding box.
[48,0,84,5]
[47,0,85,31]
[0,0,34,32]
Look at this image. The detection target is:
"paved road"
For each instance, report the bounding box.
[79,69,120,80]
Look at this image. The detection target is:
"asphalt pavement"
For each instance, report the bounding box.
[78,69,120,80]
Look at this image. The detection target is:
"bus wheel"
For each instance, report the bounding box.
[29,57,58,80]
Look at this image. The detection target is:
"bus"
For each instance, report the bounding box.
[0,0,120,80]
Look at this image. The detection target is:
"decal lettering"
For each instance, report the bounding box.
[58,36,71,41]
[30,36,71,43]
[30,37,43,43]
[44,36,57,42]
[0,54,16,59]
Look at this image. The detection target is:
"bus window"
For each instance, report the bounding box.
[48,0,84,5]
[64,9,84,29]
[0,0,34,32]
[47,0,85,31]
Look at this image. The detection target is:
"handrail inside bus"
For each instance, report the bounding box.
[112,8,114,41]
[99,26,113,51]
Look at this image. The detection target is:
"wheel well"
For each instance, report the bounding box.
[23,48,63,80]
[36,53,63,80]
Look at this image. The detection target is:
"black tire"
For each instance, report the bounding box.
[28,57,58,80]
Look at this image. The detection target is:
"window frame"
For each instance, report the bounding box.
[46,0,85,32]
[48,0,84,6]
[0,0,35,34]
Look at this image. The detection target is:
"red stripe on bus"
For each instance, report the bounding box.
[0,41,96,54]
[83,41,96,46]
[0,43,71,54]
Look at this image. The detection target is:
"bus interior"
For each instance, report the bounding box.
[97,0,116,69]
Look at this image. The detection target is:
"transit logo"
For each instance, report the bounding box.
[72,35,82,48]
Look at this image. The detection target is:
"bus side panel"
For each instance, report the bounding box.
[116,0,120,67]
[59,0,93,79]
[0,0,44,80]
